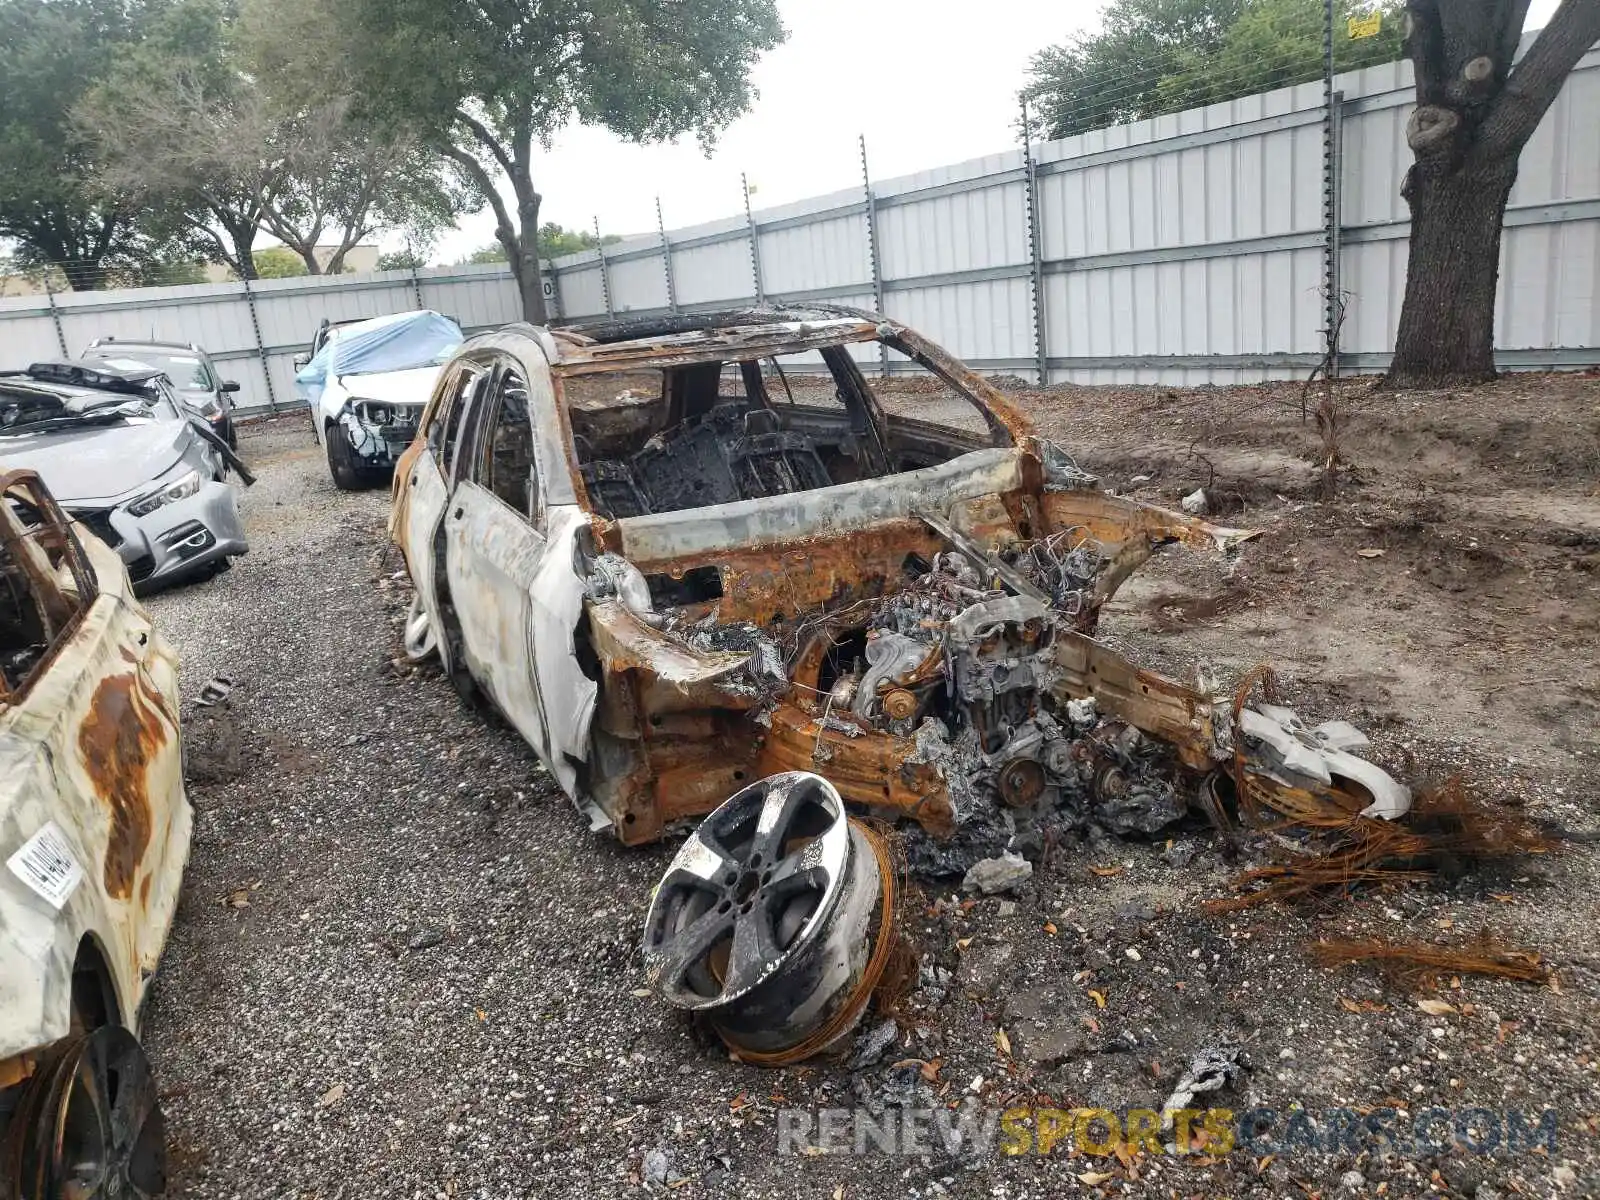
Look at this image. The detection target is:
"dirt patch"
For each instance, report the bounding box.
[886,371,1600,781]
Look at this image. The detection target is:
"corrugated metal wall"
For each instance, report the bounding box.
[2,38,1595,400]
[0,264,522,416]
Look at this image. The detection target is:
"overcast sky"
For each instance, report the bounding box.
[425,0,1099,260]
[413,0,1565,261]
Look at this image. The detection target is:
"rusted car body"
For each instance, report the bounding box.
[0,469,187,1195]
[391,307,1400,859]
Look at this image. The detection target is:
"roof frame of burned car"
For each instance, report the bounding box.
[410,307,1031,536]
[552,305,1031,449]
[415,327,582,521]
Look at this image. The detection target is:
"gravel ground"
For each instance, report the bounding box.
[138,406,1599,1200]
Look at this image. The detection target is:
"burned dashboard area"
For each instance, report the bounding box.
[560,334,996,530]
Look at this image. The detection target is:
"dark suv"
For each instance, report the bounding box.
[81,338,241,448]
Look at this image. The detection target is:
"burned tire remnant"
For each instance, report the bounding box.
[642,772,892,1063]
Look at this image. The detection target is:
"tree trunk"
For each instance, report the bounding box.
[504,193,547,325]
[223,216,259,281]
[1383,0,1600,390]
[514,259,548,325]
[1385,155,1517,388]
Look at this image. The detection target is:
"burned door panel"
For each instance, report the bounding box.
[0,470,190,1064]
[401,450,451,669]
[443,480,550,746]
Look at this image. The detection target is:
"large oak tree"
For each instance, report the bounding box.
[0,0,156,289]
[1386,0,1600,387]
[342,0,786,323]
[77,0,472,279]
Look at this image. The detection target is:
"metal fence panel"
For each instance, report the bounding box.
[672,226,757,307]
[555,259,607,321]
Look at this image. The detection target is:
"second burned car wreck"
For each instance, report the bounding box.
[390,306,1414,1054]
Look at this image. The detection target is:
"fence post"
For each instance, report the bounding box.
[859,134,888,377]
[1321,0,1342,378]
[43,278,68,358]
[240,275,278,413]
[594,215,615,319]
[1020,96,1049,387]
[1327,90,1345,378]
[743,173,766,306]
[545,260,563,322]
[657,197,679,314]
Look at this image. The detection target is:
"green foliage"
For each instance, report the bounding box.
[0,0,162,288]
[73,0,267,278]
[349,0,787,149]
[66,0,475,282]
[1027,0,1404,139]
[133,258,209,287]
[377,249,428,271]
[459,227,623,265]
[251,247,309,278]
[538,223,622,259]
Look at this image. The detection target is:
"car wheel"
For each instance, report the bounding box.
[326,425,366,491]
[5,1013,166,1199]
[402,593,437,663]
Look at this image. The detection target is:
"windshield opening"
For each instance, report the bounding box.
[0,386,161,436]
[85,350,214,392]
[562,339,991,521]
[297,312,463,393]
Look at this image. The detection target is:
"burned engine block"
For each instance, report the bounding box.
[807,550,1188,871]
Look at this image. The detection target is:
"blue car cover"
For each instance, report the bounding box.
[294,311,463,403]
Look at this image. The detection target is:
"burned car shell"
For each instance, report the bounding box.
[0,471,190,1155]
[389,307,1327,849]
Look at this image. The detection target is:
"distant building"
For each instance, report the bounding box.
[0,264,65,298]
[0,244,385,295]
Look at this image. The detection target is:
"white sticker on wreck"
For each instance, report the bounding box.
[7,821,85,911]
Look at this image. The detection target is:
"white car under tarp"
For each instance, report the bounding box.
[295,310,462,490]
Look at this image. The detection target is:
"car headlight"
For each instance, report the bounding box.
[353,399,395,426]
[127,469,203,517]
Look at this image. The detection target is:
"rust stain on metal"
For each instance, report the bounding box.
[79,671,169,900]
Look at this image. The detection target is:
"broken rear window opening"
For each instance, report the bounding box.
[560,331,1009,522]
[0,471,94,700]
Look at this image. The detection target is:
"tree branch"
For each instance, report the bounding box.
[453,109,518,182]
[439,142,523,280]
[1479,0,1600,158]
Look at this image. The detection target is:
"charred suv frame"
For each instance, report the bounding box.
[391,307,1405,863]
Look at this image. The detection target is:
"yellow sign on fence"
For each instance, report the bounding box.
[1348,11,1383,39]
